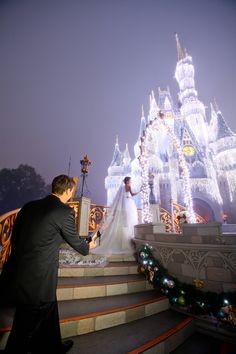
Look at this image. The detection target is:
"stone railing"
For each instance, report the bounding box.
[0,209,19,267]
[0,203,109,267]
[0,200,205,267]
[134,222,236,293]
[67,202,109,233]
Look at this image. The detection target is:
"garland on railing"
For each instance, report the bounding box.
[137,244,236,327]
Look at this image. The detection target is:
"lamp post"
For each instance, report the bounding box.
[80,154,92,197]
[78,155,92,237]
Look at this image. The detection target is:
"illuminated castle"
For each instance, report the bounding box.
[105,35,236,223]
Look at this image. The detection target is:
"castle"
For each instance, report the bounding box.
[105,35,236,223]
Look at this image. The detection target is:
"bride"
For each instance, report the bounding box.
[92,176,139,255]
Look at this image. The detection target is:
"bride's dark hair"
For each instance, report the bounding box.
[123,176,131,184]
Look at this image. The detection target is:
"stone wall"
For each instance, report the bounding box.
[134,222,236,293]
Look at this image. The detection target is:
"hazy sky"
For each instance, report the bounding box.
[0,0,236,205]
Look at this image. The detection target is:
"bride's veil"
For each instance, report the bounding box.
[99,181,125,233]
[91,179,136,254]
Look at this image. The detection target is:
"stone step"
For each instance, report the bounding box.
[59,290,169,339]
[64,311,195,354]
[171,331,236,354]
[106,254,136,262]
[172,305,236,345]
[59,246,136,265]
[57,274,152,300]
[58,261,137,277]
[0,290,169,349]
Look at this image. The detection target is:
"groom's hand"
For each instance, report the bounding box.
[89,239,97,249]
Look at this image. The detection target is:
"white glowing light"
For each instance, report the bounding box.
[139,113,196,223]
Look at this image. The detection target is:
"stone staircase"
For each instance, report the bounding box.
[0,255,196,353]
[171,332,236,354]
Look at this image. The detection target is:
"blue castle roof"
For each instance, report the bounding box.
[216,111,235,140]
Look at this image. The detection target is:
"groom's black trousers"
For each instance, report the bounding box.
[5,301,62,354]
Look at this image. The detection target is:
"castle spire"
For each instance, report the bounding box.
[139,106,146,137]
[110,135,122,166]
[149,91,159,121]
[175,33,186,61]
[210,101,235,140]
[149,94,152,107]
[115,134,119,146]
[213,97,219,113]
[123,143,131,165]
[216,109,235,139]
[141,104,144,117]
[210,102,217,117]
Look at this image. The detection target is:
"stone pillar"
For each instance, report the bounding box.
[150,204,160,223]
[78,197,91,236]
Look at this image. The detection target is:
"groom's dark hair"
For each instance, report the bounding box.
[51,175,75,195]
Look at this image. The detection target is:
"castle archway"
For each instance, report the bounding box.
[192,198,215,222]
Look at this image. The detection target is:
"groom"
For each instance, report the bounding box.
[0,174,96,353]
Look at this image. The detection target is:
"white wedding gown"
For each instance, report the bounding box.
[91,185,138,255]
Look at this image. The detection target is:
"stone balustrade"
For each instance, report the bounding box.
[134,222,236,293]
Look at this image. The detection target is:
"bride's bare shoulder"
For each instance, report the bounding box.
[125,185,131,192]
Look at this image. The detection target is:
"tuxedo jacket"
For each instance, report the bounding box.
[0,195,89,306]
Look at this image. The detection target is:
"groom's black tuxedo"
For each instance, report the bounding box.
[0,194,89,353]
[1,194,89,305]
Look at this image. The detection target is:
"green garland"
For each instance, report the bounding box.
[137,244,236,326]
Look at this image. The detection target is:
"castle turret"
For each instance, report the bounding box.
[110,136,122,166]
[139,105,146,137]
[148,91,159,123]
[215,110,235,140]
[105,136,124,206]
[210,102,236,154]
[105,138,134,206]
[157,87,176,130]
[174,34,208,147]
[123,143,131,166]
[158,87,174,112]
[209,103,218,143]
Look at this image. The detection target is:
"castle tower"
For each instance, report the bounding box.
[134,106,146,158]
[148,91,159,123]
[105,138,133,206]
[174,34,208,147]
[209,103,236,221]
[105,136,123,206]
[157,87,175,113]
[157,87,177,131]
[123,143,131,166]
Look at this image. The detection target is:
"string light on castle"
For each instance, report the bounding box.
[105,35,236,224]
[139,130,153,223]
[158,112,196,222]
[139,111,196,224]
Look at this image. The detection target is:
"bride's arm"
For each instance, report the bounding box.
[129,186,140,196]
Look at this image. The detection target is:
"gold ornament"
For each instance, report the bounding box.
[149,270,155,282]
[140,266,145,273]
[228,307,236,326]
[178,295,186,306]
[193,279,204,289]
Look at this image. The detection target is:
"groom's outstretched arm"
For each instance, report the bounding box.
[61,210,89,255]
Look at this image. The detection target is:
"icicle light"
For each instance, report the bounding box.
[139,112,196,223]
